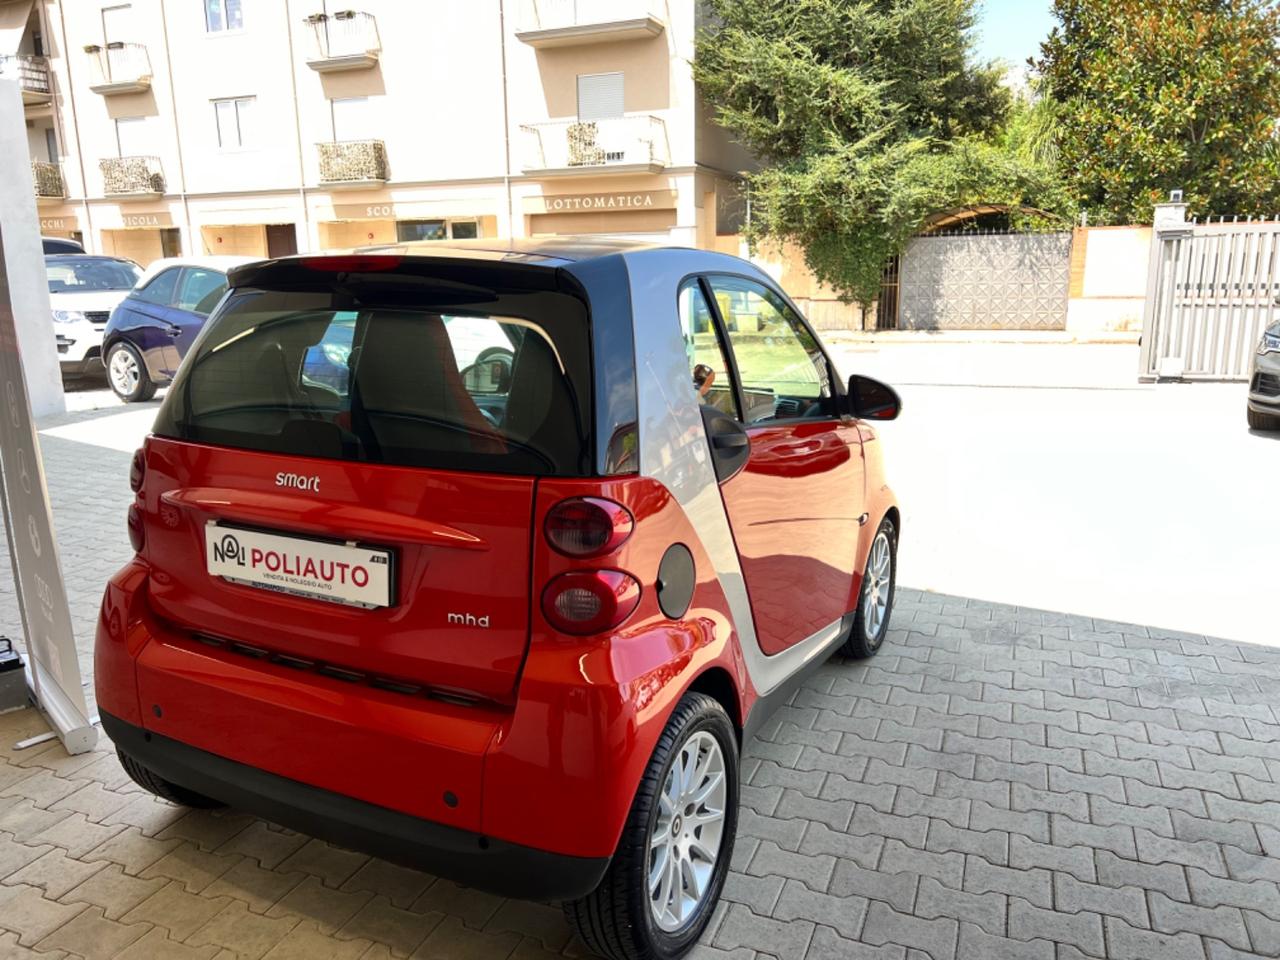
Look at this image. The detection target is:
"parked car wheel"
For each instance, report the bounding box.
[1247,407,1280,432]
[106,342,157,403]
[116,750,223,809]
[839,516,897,659]
[564,692,738,960]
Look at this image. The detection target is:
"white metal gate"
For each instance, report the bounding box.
[1140,212,1280,380]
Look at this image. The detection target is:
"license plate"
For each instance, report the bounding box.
[205,523,392,609]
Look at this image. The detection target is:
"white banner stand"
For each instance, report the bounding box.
[0,80,97,754]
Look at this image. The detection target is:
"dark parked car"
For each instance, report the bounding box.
[42,236,85,255]
[102,256,257,402]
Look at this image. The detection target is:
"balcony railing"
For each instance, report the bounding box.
[32,161,64,201]
[85,42,152,94]
[317,140,388,187]
[0,55,52,104]
[516,0,664,46]
[303,11,380,72]
[101,156,164,197]
[521,116,669,175]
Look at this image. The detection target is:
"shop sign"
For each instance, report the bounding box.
[120,212,172,228]
[526,190,677,215]
[333,203,401,220]
[39,217,72,231]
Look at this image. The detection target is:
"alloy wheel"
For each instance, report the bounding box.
[109,348,140,397]
[648,730,727,932]
[862,529,892,642]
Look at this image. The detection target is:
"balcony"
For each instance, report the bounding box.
[515,0,664,47]
[85,43,151,95]
[303,11,380,72]
[317,140,388,189]
[100,156,164,199]
[31,161,64,203]
[0,55,52,104]
[521,116,669,177]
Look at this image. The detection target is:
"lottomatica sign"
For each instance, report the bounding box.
[0,226,96,752]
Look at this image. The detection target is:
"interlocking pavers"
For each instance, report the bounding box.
[5,464,1280,960]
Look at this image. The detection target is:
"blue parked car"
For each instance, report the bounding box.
[102,256,258,402]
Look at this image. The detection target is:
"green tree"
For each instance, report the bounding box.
[1038,0,1280,224]
[694,0,1068,302]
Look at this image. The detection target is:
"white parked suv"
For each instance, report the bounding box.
[45,254,142,379]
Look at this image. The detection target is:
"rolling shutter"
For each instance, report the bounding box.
[576,72,624,121]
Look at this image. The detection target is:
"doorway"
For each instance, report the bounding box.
[160,228,181,259]
[266,224,298,258]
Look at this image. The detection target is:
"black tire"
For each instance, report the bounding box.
[1247,407,1280,432]
[106,342,157,403]
[839,515,897,659]
[116,749,223,809]
[564,692,738,960]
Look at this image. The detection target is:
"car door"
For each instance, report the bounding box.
[117,266,182,378]
[694,275,866,657]
[170,267,229,364]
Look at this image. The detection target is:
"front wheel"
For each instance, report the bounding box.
[564,692,738,960]
[106,342,157,403]
[839,516,897,659]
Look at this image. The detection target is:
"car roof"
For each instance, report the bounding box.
[135,255,262,286]
[44,254,135,263]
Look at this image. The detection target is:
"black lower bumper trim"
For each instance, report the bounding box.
[100,711,609,901]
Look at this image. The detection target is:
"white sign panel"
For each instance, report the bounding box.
[205,523,392,609]
[0,224,96,752]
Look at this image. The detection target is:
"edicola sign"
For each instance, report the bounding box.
[0,226,96,753]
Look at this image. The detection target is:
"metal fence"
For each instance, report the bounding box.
[1139,210,1280,380]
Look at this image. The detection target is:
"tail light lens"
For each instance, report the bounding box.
[545,497,633,558]
[542,570,641,636]
[129,448,145,492]
[127,503,145,553]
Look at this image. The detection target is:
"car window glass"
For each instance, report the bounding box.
[136,267,181,306]
[708,276,832,424]
[45,258,140,293]
[678,281,738,418]
[176,268,228,315]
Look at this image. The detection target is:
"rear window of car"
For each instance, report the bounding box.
[152,281,593,476]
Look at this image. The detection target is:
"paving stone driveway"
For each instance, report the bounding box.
[2,416,1280,958]
[2,588,1279,959]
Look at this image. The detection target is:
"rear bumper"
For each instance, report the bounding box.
[101,709,609,900]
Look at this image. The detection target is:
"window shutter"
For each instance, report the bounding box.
[576,73,624,121]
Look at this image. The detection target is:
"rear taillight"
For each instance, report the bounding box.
[544,497,633,558]
[127,503,145,553]
[299,255,403,273]
[129,448,145,492]
[541,570,641,636]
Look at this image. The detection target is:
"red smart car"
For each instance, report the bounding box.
[96,240,900,960]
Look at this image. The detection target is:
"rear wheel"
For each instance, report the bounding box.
[1247,407,1280,432]
[116,750,223,809]
[564,692,738,960]
[839,516,897,659]
[107,342,157,403]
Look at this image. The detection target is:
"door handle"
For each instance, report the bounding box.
[165,324,181,337]
[711,432,749,450]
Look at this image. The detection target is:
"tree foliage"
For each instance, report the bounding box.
[1038,0,1280,224]
[694,0,1069,302]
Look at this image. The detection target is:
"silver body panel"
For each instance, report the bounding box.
[621,249,848,696]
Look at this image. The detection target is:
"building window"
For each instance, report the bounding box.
[577,72,624,121]
[213,97,254,149]
[205,0,243,33]
[44,128,58,163]
[115,116,150,157]
[395,220,481,242]
[331,97,373,141]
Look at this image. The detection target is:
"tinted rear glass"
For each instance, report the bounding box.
[153,280,593,476]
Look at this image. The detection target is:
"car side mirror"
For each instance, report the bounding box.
[847,375,901,421]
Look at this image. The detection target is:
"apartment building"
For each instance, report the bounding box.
[3,0,754,266]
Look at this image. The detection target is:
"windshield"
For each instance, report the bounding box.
[46,258,141,294]
[153,283,594,476]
